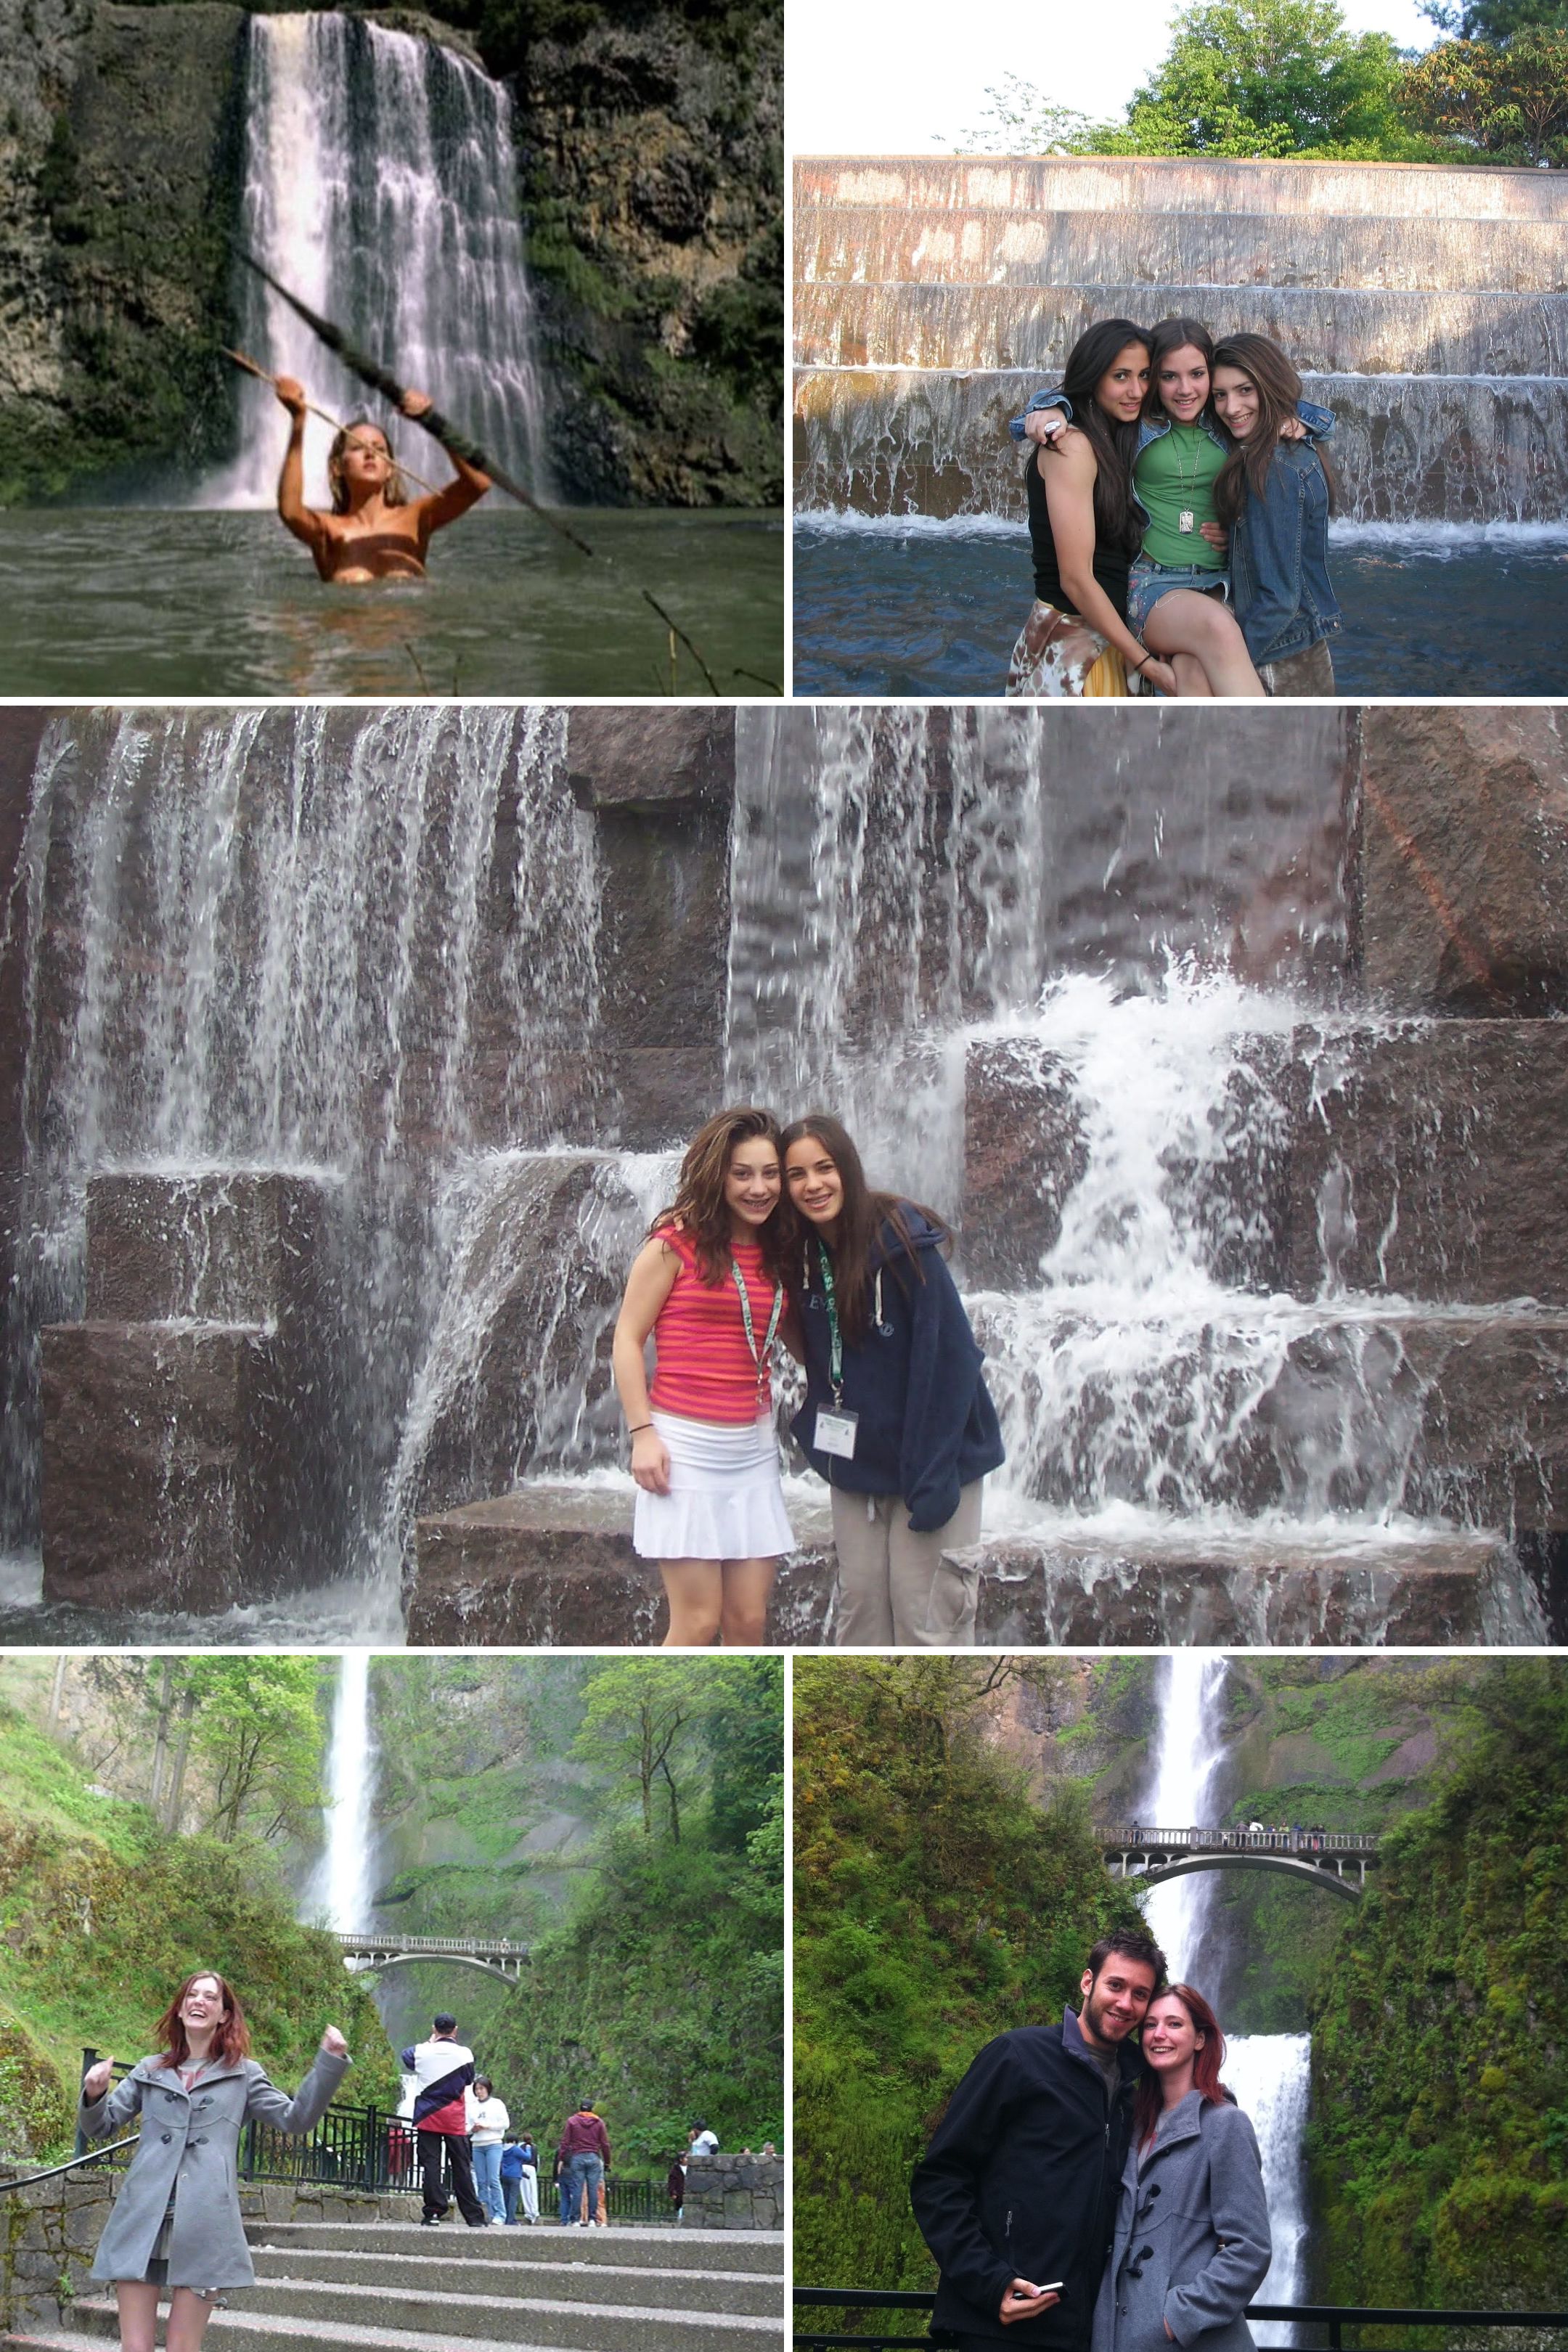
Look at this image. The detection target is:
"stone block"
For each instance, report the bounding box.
[1355,706,1568,1013]
[38,1323,303,1611]
[965,1527,1527,1646]
[589,802,732,1051]
[565,709,736,809]
[408,1482,834,1646]
[84,1169,338,1327]
[1281,1019,1568,1305]
[402,1155,638,1522]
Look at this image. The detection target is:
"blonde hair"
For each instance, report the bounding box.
[327,416,408,513]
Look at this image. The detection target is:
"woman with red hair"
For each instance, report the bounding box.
[1093,1984,1272,2352]
[79,1969,350,2352]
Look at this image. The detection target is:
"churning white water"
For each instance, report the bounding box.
[210,11,549,508]
[309,1651,377,1932]
[1136,1659,1312,2351]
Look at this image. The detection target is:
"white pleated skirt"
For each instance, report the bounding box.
[632,1410,796,1561]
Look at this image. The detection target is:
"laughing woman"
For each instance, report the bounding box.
[613,1105,796,1646]
[780,1115,1005,1647]
[1212,333,1342,696]
[79,1971,349,2352]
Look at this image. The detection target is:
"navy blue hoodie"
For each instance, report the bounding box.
[791,1206,1005,1533]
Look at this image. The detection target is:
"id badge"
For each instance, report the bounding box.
[814,1407,859,1460]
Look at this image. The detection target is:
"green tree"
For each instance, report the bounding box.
[1115,0,1410,150]
[1398,28,1568,160]
[184,1658,327,1844]
[1421,0,1568,42]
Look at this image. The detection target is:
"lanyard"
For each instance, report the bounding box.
[730,1254,784,1391]
[815,1239,844,1401]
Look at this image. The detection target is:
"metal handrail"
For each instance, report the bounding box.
[793,2288,1568,2351]
[0,2136,142,2192]
[1098,1828,1382,1854]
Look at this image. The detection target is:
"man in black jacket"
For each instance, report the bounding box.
[911,1930,1167,2349]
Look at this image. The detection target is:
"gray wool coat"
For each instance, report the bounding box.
[81,2045,351,2291]
[1091,2092,1272,2352]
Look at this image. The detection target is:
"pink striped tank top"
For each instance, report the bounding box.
[648,1227,780,1425]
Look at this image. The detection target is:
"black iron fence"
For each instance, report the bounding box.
[71,2055,671,2218]
[793,2290,1568,2352]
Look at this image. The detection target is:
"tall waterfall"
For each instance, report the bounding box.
[309,1651,377,1932]
[1136,1659,1311,2351]
[210,12,549,510]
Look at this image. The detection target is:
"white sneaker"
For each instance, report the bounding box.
[488,2217,506,2229]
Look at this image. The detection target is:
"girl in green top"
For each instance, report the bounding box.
[1124,319,1267,698]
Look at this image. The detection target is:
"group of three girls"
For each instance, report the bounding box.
[611,1105,1004,1647]
[1005,314,1340,699]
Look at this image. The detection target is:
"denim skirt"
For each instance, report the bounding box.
[1127,557,1231,635]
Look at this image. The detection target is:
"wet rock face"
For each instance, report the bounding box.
[1355,706,1568,1014]
[519,9,783,507]
[0,0,248,502]
[960,1040,1088,1289]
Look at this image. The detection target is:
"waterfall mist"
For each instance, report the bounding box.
[309,1651,377,1932]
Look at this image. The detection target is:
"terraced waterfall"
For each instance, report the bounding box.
[793,158,1568,524]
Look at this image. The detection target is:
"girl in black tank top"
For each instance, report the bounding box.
[1026,454,1131,621]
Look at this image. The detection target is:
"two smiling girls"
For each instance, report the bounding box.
[612,1107,1003,1648]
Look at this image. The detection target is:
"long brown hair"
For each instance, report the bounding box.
[779,1114,947,1348]
[650,1105,791,1286]
[327,417,409,514]
[1041,318,1150,557]
[1145,317,1214,425]
[155,1970,252,2070]
[1211,332,1339,527]
[1132,1982,1227,2148]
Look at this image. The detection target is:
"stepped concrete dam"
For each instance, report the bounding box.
[1,702,1567,1647]
[793,156,1568,523]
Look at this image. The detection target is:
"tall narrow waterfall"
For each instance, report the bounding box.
[211,12,549,509]
[1136,1660,1311,2349]
[309,1651,377,1932]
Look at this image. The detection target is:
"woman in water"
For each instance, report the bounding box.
[780,1114,1005,1646]
[1006,319,1179,698]
[1212,333,1342,696]
[1093,1984,1271,2352]
[1018,317,1333,696]
[79,1969,349,2352]
[274,376,491,582]
[613,1105,796,1646]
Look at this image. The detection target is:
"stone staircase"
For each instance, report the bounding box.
[4,2219,785,2352]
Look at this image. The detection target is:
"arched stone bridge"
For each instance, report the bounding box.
[1096,1826,1381,1900]
[334,1931,530,1983]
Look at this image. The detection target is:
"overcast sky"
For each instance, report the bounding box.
[787,0,1438,156]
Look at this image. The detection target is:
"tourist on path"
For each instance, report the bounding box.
[1004,321,1178,699]
[782,1114,1005,1646]
[613,1105,796,1646]
[1094,1985,1270,2352]
[1211,335,1342,696]
[912,1930,1164,2348]
[401,2012,486,2227]
[467,2075,510,2226]
[557,2099,612,2226]
[502,2128,540,2222]
[79,1969,348,2352]
[274,378,491,583]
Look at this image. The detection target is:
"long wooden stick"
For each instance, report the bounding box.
[232,245,597,559]
[221,346,442,494]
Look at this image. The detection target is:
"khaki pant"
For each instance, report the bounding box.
[830,1481,984,1647]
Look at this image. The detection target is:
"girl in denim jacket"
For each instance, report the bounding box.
[1212,335,1342,697]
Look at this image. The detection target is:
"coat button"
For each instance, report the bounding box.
[1140,2247,1154,2260]
[160,2132,172,2144]
[195,2136,208,2145]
